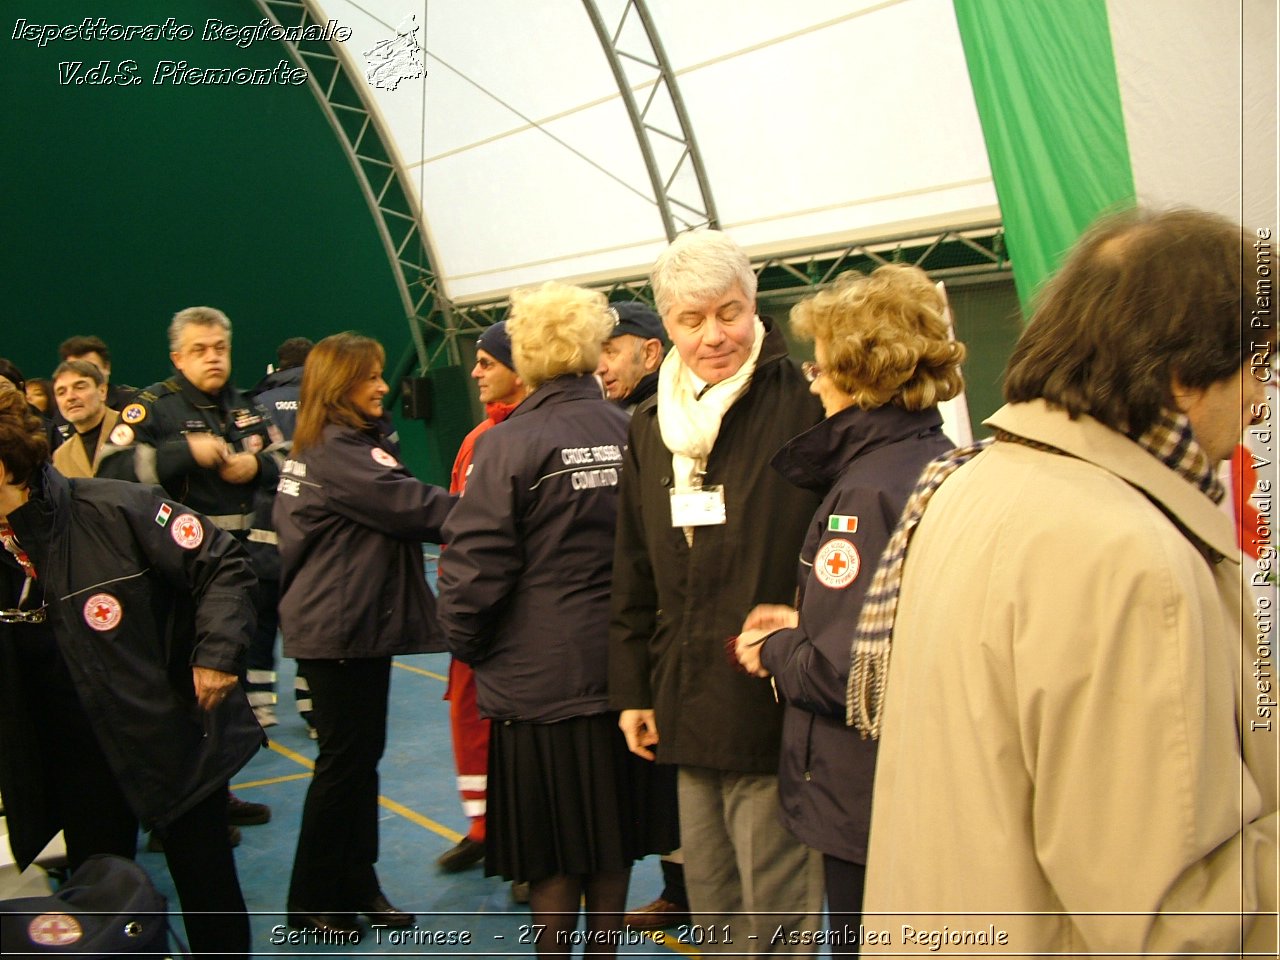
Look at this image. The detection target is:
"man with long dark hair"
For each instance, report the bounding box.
[856,209,1278,956]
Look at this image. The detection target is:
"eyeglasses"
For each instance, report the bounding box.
[801,361,823,383]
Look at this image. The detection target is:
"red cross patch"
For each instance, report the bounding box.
[371,447,398,468]
[171,514,204,550]
[814,537,860,589]
[28,913,83,946]
[83,593,123,632]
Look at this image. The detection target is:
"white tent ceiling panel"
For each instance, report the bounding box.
[672,0,995,240]
[645,0,898,69]
[421,106,668,299]
[316,0,999,303]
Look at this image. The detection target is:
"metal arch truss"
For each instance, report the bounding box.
[253,0,459,372]
[448,222,1010,328]
[580,0,718,240]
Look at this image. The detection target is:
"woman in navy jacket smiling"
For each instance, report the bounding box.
[274,333,452,934]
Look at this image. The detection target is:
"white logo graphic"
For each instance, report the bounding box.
[363,15,425,91]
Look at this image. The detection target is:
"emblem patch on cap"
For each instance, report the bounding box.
[83,593,123,632]
[28,914,83,946]
[121,403,147,424]
[171,514,204,550]
[814,538,860,589]
[371,448,398,468]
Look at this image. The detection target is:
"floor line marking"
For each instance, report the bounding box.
[263,740,462,843]
[394,660,448,681]
[233,771,312,789]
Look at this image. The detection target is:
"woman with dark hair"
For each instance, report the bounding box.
[734,263,964,950]
[274,332,453,933]
[437,281,669,955]
[0,381,259,957]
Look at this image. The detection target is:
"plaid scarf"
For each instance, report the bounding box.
[846,409,1222,739]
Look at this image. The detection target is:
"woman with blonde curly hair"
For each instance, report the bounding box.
[438,281,672,955]
[733,263,965,947]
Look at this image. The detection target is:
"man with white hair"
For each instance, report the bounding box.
[610,230,825,952]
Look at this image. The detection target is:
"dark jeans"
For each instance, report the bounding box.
[288,656,391,913]
[41,650,249,959]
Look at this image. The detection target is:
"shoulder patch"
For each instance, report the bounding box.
[171,514,205,550]
[827,514,858,533]
[154,503,172,527]
[371,447,398,468]
[108,423,135,446]
[814,538,860,589]
[120,403,147,424]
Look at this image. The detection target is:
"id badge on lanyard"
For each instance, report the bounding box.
[670,485,727,527]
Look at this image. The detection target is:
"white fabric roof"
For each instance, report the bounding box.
[317,0,999,302]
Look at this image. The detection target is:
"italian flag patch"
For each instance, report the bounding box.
[827,514,858,533]
[155,503,172,527]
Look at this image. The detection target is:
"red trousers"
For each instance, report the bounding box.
[444,657,489,841]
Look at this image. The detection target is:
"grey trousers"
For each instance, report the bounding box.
[678,766,824,955]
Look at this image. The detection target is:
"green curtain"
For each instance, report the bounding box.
[952,0,1136,310]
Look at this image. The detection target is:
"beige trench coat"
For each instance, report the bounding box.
[864,401,1277,959]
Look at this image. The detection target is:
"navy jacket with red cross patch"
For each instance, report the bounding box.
[98,373,282,528]
[759,403,953,864]
[273,419,454,660]
[0,465,262,869]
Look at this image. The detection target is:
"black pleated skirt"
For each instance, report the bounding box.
[486,712,679,884]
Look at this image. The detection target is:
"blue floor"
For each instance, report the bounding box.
[140,651,672,958]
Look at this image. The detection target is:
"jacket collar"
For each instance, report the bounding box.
[510,374,603,418]
[249,365,303,396]
[618,371,659,411]
[484,399,521,425]
[7,464,71,575]
[986,400,1237,562]
[773,405,945,493]
[173,371,226,409]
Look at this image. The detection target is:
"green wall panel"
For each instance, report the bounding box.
[1,0,446,481]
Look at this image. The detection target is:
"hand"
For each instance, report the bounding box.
[736,628,773,678]
[217,452,260,484]
[742,603,798,633]
[193,666,237,711]
[619,708,659,761]
[187,433,229,468]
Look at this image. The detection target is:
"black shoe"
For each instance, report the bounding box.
[227,792,271,826]
[360,893,414,928]
[287,912,360,934]
[147,825,240,852]
[436,836,484,873]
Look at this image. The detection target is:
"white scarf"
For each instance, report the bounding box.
[657,316,766,493]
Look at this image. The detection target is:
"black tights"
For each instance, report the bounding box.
[528,869,631,958]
